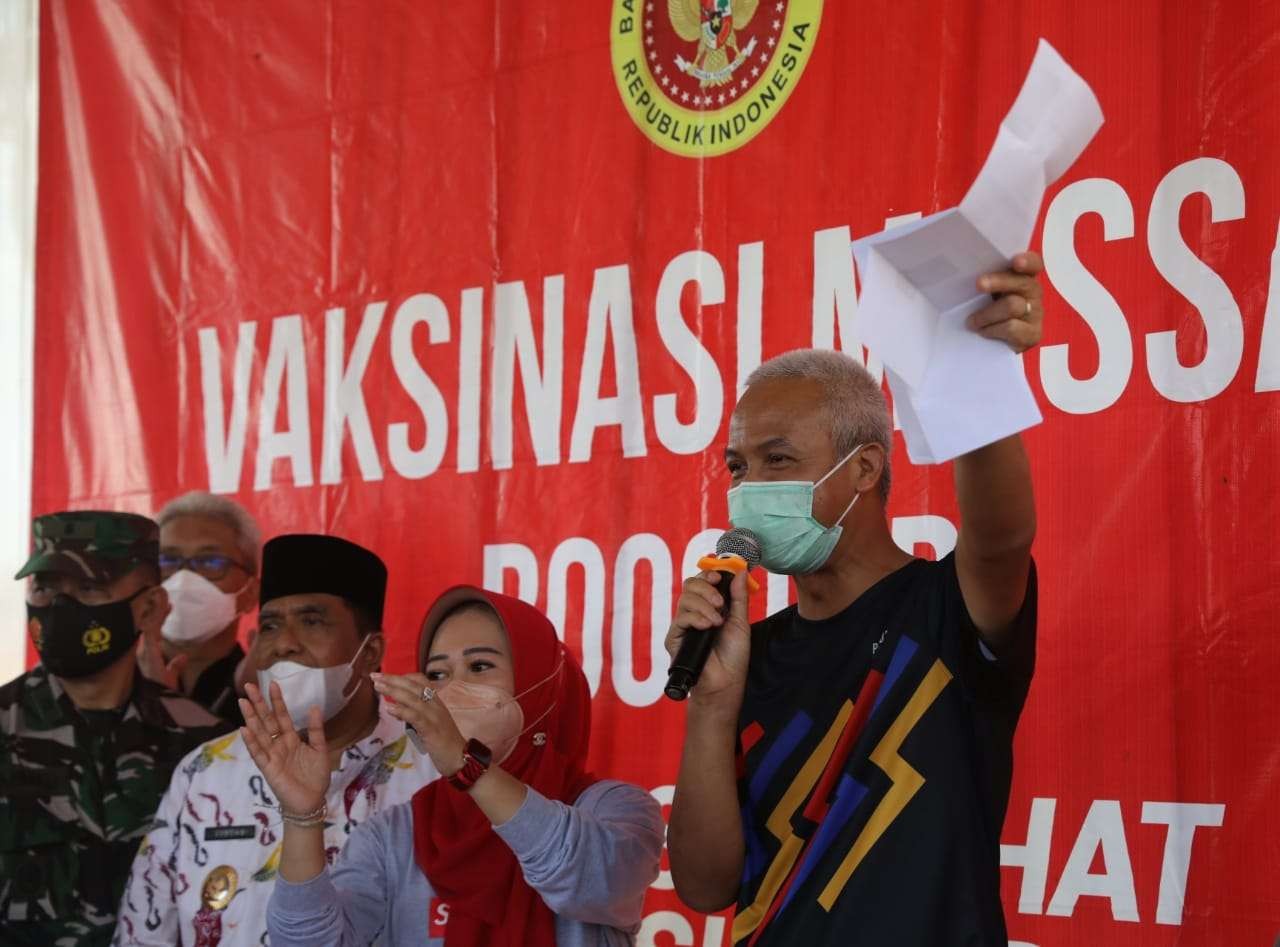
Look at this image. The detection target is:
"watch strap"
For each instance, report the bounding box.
[446,738,492,791]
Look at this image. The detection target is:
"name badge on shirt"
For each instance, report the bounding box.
[204,825,256,841]
[429,898,450,937]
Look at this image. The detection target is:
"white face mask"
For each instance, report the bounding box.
[257,634,373,730]
[161,570,245,644]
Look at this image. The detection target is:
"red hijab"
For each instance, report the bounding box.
[410,586,597,947]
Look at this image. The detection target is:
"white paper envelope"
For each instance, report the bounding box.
[850,38,1103,463]
[887,298,1044,465]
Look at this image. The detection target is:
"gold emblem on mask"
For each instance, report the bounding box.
[201,865,238,912]
[82,623,112,654]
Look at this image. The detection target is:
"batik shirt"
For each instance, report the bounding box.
[113,707,439,947]
[0,665,231,947]
[733,554,1037,946]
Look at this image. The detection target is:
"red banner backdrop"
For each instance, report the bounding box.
[33,1,1280,943]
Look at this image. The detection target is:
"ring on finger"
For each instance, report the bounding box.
[269,731,281,741]
[1023,296,1032,318]
[420,686,435,702]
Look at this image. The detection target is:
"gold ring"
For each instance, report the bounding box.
[1024,297,1032,317]
[269,731,281,741]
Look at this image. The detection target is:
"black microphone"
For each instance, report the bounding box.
[665,528,762,701]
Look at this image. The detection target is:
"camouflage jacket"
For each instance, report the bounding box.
[0,665,230,947]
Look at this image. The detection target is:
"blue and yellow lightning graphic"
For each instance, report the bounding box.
[817,659,952,909]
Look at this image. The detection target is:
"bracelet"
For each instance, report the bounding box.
[279,803,327,827]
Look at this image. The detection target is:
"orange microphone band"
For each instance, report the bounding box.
[698,553,761,594]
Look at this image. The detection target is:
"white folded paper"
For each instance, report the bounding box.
[850,39,1104,463]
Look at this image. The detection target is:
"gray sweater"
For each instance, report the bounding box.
[267,780,664,946]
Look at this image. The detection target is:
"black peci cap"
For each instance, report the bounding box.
[259,534,387,628]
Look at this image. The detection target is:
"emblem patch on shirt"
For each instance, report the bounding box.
[201,865,238,911]
[204,825,256,841]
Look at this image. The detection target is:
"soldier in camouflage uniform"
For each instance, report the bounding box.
[0,511,231,946]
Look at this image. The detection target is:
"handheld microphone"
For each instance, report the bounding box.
[664,528,762,701]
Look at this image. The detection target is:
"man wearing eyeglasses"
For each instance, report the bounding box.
[136,492,261,722]
[0,510,231,946]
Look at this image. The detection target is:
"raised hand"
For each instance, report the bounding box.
[136,620,188,692]
[969,251,1045,353]
[664,568,751,704]
[239,681,332,815]
[371,672,468,776]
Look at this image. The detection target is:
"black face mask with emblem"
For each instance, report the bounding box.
[27,590,145,679]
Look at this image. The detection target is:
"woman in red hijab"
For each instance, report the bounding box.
[242,586,664,946]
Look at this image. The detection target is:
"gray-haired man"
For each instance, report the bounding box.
[136,491,261,721]
[665,254,1045,945]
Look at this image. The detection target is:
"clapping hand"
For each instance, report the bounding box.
[135,606,188,692]
[239,682,332,816]
[371,672,468,777]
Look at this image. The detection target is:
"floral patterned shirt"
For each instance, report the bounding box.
[113,707,439,946]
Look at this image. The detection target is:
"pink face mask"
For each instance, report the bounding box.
[435,657,564,765]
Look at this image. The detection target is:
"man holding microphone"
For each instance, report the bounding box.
[665,254,1044,945]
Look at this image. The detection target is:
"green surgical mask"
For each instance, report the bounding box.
[726,445,864,575]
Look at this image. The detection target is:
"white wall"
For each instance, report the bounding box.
[0,0,37,682]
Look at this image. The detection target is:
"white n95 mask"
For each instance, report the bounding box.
[257,634,373,729]
[161,570,243,644]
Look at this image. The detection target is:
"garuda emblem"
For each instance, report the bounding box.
[668,0,760,87]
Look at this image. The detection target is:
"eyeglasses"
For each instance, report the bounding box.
[159,553,253,581]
